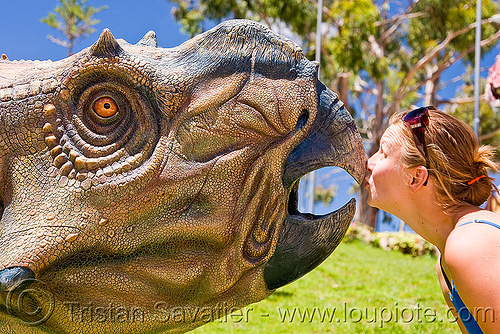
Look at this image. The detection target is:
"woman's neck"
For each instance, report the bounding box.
[398,207,454,253]
[392,190,478,253]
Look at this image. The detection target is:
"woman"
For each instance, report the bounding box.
[365,106,500,333]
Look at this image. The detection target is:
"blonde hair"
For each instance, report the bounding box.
[391,109,499,210]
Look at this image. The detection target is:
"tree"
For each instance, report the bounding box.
[168,0,500,228]
[41,0,107,56]
[314,184,338,206]
[450,74,500,151]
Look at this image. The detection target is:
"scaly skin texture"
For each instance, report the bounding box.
[0,20,366,333]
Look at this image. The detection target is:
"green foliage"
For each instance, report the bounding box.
[344,222,438,257]
[450,74,500,150]
[313,184,337,206]
[409,0,499,64]
[326,0,380,75]
[40,0,107,55]
[170,0,316,38]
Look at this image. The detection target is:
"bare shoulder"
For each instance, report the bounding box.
[443,210,500,331]
[444,211,500,274]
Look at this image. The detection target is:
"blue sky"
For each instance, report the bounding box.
[1,1,498,66]
[2,0,500,231]
[0,0,189,60]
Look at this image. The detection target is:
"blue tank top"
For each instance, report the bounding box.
[442,219,500,334]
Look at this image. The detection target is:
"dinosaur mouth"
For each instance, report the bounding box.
[285,178,356,219]
[264,84,366,290]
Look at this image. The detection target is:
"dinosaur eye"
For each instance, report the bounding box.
[93,97,118,118]
[52,71,161,191]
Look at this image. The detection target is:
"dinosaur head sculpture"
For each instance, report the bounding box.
[0,20,366,333]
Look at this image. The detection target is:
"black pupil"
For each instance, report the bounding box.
[104,102,111,109]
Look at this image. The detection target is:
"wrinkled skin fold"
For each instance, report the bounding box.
[0,20,366,333]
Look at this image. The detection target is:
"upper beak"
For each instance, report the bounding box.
[264,82,367,290]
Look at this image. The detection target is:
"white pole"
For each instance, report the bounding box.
[307,0,323,213]
[474,0,482,138]
[316,0,323,66]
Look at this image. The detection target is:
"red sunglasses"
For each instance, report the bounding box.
[402,106,436,186]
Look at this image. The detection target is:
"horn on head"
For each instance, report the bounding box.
[90,29,124,57]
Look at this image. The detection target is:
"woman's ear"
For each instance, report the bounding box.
[409,166,429,191]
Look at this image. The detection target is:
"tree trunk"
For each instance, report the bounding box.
[68,37,74,56]
[355,79,386,229]
[357,136,380,229]
[357,186,379,228]
[337,73,350,109]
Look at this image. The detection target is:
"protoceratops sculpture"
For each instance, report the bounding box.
[0,20,366,333]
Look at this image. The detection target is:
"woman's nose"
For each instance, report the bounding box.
[366,154,375,170]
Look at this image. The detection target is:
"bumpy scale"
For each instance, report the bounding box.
[0,20,366,333]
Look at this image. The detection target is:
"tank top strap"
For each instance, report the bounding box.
[440,261,484,333]
[457,219,500,229]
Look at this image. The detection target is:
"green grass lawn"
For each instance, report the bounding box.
[192,240,460,333]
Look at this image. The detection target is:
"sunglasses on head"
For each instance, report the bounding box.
[402,106,436,186]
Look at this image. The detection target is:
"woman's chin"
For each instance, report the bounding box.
[366,197,383,210]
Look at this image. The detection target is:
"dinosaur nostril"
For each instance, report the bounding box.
[295,109,309,130]
[0,267,35,293]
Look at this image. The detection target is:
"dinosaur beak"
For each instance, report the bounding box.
[264,82,367,290]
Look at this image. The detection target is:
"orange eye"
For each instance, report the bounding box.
[93,97,118,118]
